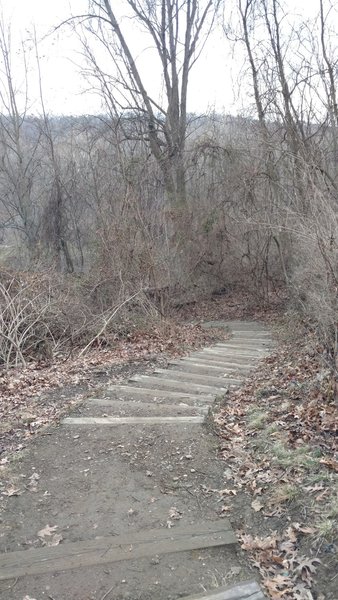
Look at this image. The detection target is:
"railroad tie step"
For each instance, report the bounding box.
[129,375,226,395]
[62,415,205,425]
[106,385,214,404]
[0,520,236,581]
[179,580,265,600]
[153,368,241,387]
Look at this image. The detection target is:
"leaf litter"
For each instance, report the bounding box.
[215,321,337,599]
[0,320,228,464]
[1,292,336,598]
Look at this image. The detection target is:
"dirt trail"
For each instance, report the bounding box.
[0,321,272,600]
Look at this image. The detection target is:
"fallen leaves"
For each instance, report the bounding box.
[319,457,338,472]
[27,471,40,492]
[37,524,58,538]
[264,575,294,599]
[251,498,264,512]
[3,485,22,497]
[239,527,321,599]
[37,524,63,547]
[215,324,338,599]
[46,533,63,547]
[167,506,183,528]
[0,320,228,466]
[219,488,237,496]
[290,556,321,585]
[240,533,278,551]
[292,523,316,535]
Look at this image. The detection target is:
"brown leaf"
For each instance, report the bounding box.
[315,489,330,502]
[291,556,321,584]
[46,533,63,547]
[279,539,296,554]
[320,458,338,472]
[293,583,315,599]
[304,484,324,493]
[3,486,22,497]
[168,507,182,520]
[285,526,298,543]
[241,533,278,550]
[264,574,293,598]
[219,488,237,496]
[37,524,58,538]
[292,523,316,535]
[251,498,264,512]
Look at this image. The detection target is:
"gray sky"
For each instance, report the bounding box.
[0,0,329,116]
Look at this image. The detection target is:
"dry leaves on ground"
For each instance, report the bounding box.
[215,325,337,599]
[0,320,228,464]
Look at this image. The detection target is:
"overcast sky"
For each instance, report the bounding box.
[0,0,331,116]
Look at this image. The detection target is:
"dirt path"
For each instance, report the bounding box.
[0,321,273,600]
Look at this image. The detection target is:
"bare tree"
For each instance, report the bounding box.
[69,0,220,211]
[0,17,42,260]
[319,0,338,127]
[34,31,74,273]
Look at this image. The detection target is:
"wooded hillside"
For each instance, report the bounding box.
[0,0,336,383]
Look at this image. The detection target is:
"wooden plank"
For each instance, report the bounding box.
[214,345,267,353]
[87,398,209,414]
[230,330,271,336]
[62,416,205,425]
[207,348,266,356]
[203,351,264,360]
[224,338,271,344]
[107,385,214,401]
[153,369,237,387]
[130,375,225,394]
[0,520,236,581]
[203,320,263,330]
[179,580,265,600]
[183,357,254,370]
[191,354,256,365]
[170,360,242,373]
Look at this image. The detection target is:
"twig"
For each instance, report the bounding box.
[100,584,115,600]
[79,290,141,356]
[0,577,18,591]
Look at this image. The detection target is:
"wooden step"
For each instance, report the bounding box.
[180,357,254,371]
[201,320,265,331]
[202,350,266,360]
[212,345,267,354]
[169,360,246,376]
[169,360,245,385]
[180,580,265,600]
[192,352,257,366]
[153,368,241,387]
[231,331,271,337]
[219,341,272,348]
[63,415,205,425]
[86,398,209,415]
[106,385,214,403]
[129,375,225,395]
[0,520,236,581]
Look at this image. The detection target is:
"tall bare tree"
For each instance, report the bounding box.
[72,0,220,210]
[0,18,42,259]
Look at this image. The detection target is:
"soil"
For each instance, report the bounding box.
[0,405,254,600]
[0,320,260,600]
[1,295,335,600]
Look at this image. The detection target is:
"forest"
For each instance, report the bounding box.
[0,0,336,384]
[0,3,337,599]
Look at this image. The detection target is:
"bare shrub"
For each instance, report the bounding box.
[0,269,155,368]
